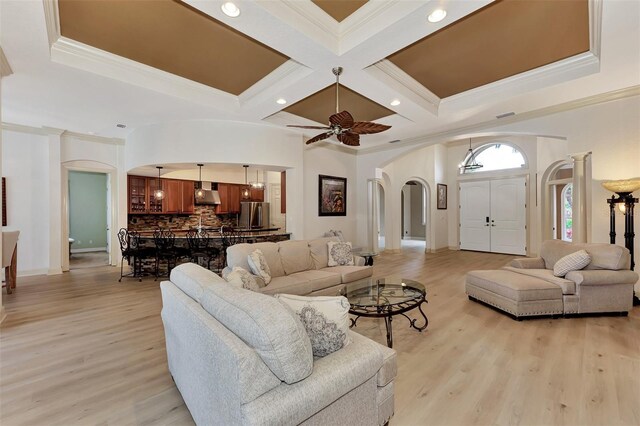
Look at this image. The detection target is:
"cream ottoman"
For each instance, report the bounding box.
[465,269,563,319]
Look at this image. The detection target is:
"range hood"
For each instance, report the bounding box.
[195,181,221,205]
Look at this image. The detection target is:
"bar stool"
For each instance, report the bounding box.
[153,229,180,279]
[186,229,219,271]
[117,228,152,282]
[220,226,244,270]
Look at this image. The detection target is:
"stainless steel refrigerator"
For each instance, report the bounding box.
[239,202,271,229]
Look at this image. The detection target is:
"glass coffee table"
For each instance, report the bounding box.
[341,277,428,348]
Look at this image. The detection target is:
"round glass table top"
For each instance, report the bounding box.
[342,277,425,308]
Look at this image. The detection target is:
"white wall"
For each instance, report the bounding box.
[303,145,358,241]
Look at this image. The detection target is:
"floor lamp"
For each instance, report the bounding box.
[603,179,640,306]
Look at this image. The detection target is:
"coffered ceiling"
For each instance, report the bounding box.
[2,0,639,150]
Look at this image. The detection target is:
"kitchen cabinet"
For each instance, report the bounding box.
[128,175,194,214]
[216,183,245,214]
[249,187,264,202]
[216,183,230,214]
[229,185,241,213]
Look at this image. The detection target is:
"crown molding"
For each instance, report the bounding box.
[0,48,13,78]
[2,122,125,144]
[589,0,603,58]
[50,37,240,111]
[357,85,640,156]
[42,0,61,47]
[366,60,440,116]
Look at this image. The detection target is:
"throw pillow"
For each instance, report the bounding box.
[248,249,272,284]
[276,294,351,357]
[553,249,591,277]
[327,241,354,266]
[225,266,261,292]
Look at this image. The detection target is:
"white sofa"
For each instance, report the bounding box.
[223,237,373,296]
[160,263,397,425]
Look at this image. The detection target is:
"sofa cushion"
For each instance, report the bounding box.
[321,265,373,283]
[466,270,563,302]
[503,266,576,295]
[248,249,272,284]
[309,237,340,269]
[170,263,226,302]
[327,241,355,266]
[278,240,314,275]
[226,242,285,278]
[553,249,591,277]
[288,270,342,292]
[200,282,313,384]
[226,266,261,291]
[540,240,630,271]
[276,294,352,357]
[259,275,313,296]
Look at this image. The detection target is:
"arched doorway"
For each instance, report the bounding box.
[541,161,574,242]
[400,180,429,251]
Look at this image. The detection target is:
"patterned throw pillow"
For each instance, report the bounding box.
[225,266,261,292]
[247,249,272,284]
[553,249,591,277]
[327,241,354,266]
[276,294,351,357]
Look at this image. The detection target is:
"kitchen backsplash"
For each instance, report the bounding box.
[127,205,237,231]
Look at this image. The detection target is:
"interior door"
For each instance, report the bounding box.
[490,177,526,255]
[269,183,285,230]
[459,181,491,251]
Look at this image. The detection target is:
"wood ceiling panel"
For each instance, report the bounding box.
[311,0,369,22]
[284,84,393,124]
[387,0,590,98]
[58,0,289,96]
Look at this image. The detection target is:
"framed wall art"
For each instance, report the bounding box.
[318,175,346,216]
[437,183,447,210]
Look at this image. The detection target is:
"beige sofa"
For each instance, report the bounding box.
[161,263,396,425]
[466,240,639,318]
[223,237,373,296]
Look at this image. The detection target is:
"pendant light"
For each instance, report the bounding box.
[250,169,265,189]
[195,164,205,200]
[153,166,165,200]
[459,140,483,172]
[242,165,250,198]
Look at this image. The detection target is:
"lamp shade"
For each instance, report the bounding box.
[601,179,640,194]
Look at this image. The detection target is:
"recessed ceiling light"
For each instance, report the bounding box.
[221,2,240,17]
[390,99,401,106]
[428,9,447,23]
[116,124,126,128]
[276,98,287,105]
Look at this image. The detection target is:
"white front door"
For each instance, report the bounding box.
[459,177,526,255]
[459,181,491,251]
[490,177,526,255]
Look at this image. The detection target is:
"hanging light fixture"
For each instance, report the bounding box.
[250,169,265,189]
[153,166,165,200]
[459,140,483,172]
[195,164,206,200]
[242,165,250,198]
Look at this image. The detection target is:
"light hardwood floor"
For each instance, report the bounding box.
[1,248,638,425]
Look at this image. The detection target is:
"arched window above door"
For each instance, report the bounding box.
[461,143,526,174]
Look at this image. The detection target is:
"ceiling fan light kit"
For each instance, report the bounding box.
[287,67,391,147]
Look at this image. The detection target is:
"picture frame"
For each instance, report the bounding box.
[437,183,447,210]
[318,175,347,216]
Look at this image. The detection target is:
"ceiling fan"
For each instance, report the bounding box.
[287,67,391,147]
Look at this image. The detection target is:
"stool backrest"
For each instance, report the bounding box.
[2,230,20,268]
[154,229,176,251]
[186,229,210,251]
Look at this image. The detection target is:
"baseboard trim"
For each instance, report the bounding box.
[17,268,49,278]
[71,247,108,254]
[430,247,452,254]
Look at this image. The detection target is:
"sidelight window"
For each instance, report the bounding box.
[561,184,573,241]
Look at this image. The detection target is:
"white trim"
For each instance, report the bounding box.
[366,60,440,116]
[17,269,49,278]
[1,122,49,135]
[50,37,240,110]
[589,0,603,58]
[0,48,13,78]
[358,86,640,155]
[71,247,108,253]
[442,52,600,111]
[62,131,125,146]
[42,0,61,47]
[1,123,124,144]
[238,60,314,109]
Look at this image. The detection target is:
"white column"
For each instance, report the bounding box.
[45,127,64,275]
[1,45,13,323]
[367,179,380,253]
[570,152,592,243]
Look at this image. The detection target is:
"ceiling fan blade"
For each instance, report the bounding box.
[349,121,392,135]
[329,110,354,128]
[287,125,331,130]
[306,132,333,145]
[337,132,360,147]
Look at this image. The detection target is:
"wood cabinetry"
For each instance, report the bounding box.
[250,187,264,202]
[216,183,255,214]
[128,176,194,214]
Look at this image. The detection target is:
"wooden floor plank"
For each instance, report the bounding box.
[1,248,638,425]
